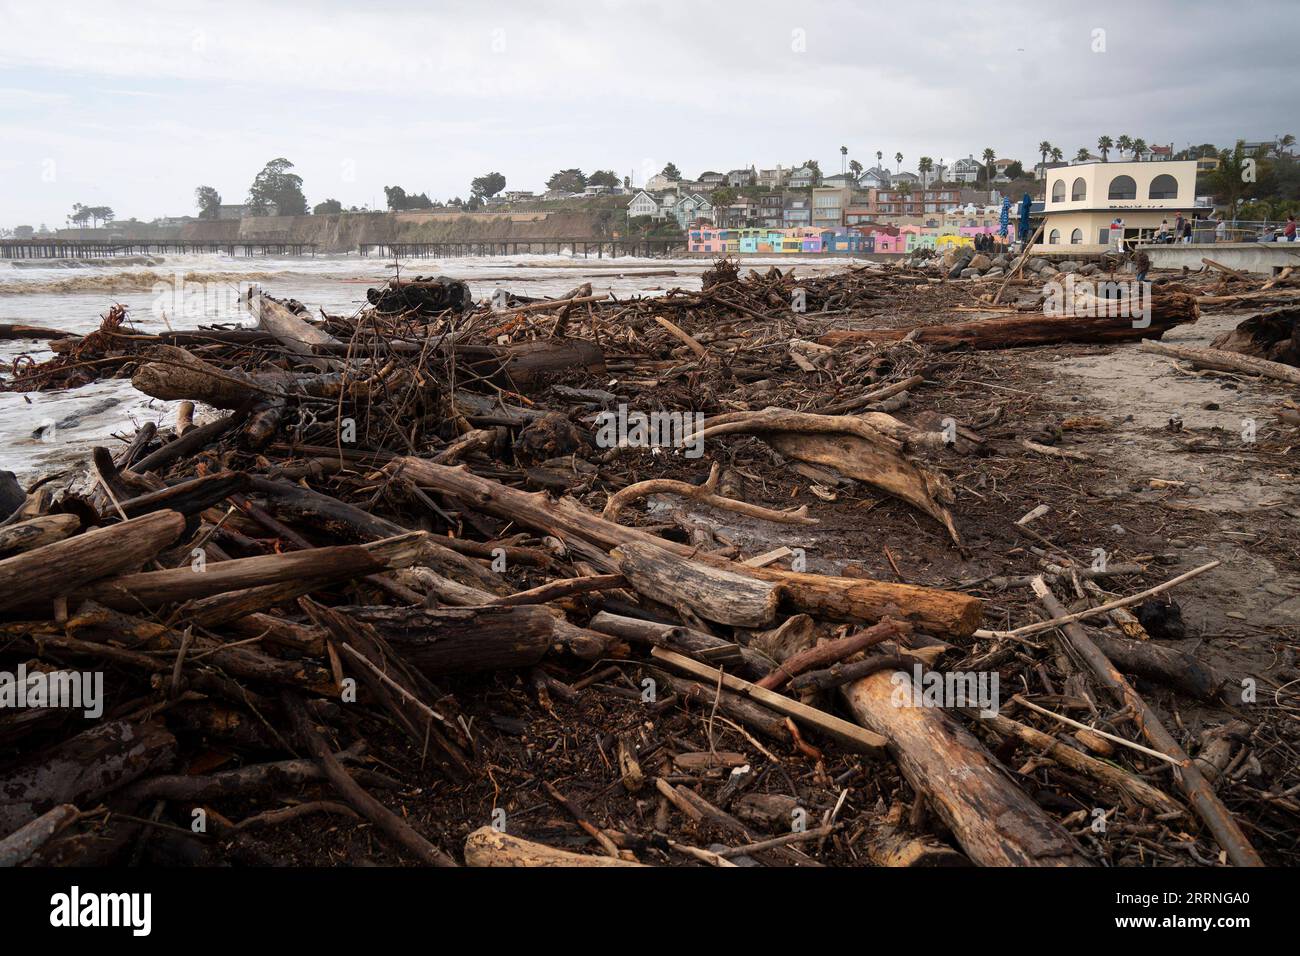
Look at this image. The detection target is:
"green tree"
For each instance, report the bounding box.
[587,169,620,188]
[313,198,343,215]
[1116,135,1133,159]
[195,185,222,220]
[1209,141,1254,219]
[1050,146,1063,164]
[849,159,863,178]
[1038,140,1052,173]
[710,186,737,207]
[661,162,681,180]
[247,158,306,216]
[1075,147,1090,163]
[1005,160,1024,180]
[982,147,996,187]
[894,151,903,172]
[470,171,506,199]
[546,168,587,192]
[1097,135,1113,162]
[918,156,933,187]
[384,185,408,210]
[1132,138,1147,160]
[802,159,823,186]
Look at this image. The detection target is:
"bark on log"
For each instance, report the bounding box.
[0,720,176,833]
[0,511,186,613]
[1091,631,1224,700]
[341,605,558,674]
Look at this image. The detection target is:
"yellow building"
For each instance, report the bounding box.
[1036,160,1207,251]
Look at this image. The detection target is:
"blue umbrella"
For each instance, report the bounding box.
[999,196,1011,238]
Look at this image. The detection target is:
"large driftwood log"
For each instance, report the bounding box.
[612,541,781,627]
[687,409,959,544]
[0,511,186,613]
[0,514,80,557]
[74,532,427,609]
[246,292,343,372]
[0,720,176,833]
[820,287,1199,350]
[1139,339,1300,386]
[388,459,981,636]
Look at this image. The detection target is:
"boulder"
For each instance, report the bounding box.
[969,254,991,271]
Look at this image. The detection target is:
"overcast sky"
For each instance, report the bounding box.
[1,0,1296,227]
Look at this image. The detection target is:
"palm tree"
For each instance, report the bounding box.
[1132,138,1147,161]
[876,150,883,168]
[918,156,933,187]
[1116,135,1133,160]
[1075,147,1090,163]
[849,159,863,179]
[1097,135,1113,161]
[981,147,996,188]
[1277,133,1296,155]
[1037,141,1052,178]
[1050,147,1063,164]
[840,145,848,175]
[894,152,903,173]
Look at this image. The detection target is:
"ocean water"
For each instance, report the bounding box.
[0,252,854,483]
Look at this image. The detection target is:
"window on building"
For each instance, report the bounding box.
[1071,178,1086,201]
[1149,174,1178,199]
[1048,229,1060,244]
[1070,228,1083,244]
[1051,180,1066,202]
[1108,175,1137,200]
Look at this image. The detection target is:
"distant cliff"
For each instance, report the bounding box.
[178,210,608,252]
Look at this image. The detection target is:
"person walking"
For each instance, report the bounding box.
[1134,248,1151,284]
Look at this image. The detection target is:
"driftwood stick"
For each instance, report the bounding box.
[281,692,456,867]
[603,462,815,526]
[1031,577,1262,867]
[755,618,910,691]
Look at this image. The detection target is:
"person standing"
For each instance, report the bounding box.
[1182,217,1193,243]
[1175,211,1184,238]
[1215,214,1227,242]
[1286,214,1297,241]
[1111,215,1125,251]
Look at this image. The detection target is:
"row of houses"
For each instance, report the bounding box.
[632,182,1003,231]
[686,221,1019,255]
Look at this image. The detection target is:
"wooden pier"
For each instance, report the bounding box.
[0,239,319,259]
[358,238,686,259]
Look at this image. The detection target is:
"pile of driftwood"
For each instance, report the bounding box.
[0,262,1282,867]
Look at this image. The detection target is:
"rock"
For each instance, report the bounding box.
[992,255,1009,268]
[969,253,991,271]
[1027,258,1047,272]
[1058,260,1081,273]
[983,268,1004,279]
[960,268,978,279]
[1079,263,1100,276]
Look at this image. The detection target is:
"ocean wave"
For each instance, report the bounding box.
[0,269,294,295]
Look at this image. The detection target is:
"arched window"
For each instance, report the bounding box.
[1071,178,1087,201]
[1149,174,1178,199]
[1048,229,1060,244]
[1051,179,1066,202]
[1108,175,1137,200]
[1070,228,1083,244]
